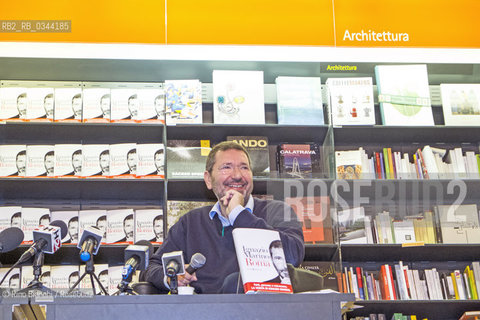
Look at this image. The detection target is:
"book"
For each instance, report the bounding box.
[106,209,135,244]
[167,200,215,230]
[166,140,211,179]
[0,145,27,177]
[136,143,164,179]
[440,84,480,126]
[54,83,82,122]
[277,143,322,179]
[275,76,324,125]
[50,210,79,243]
[20,265,35,289]
[25,86,54,122]
[82,85,111,123]
[327,77,375,126]
[213,70,265,124]
[0,267,21,289]
[435,204,480,244]
[21,207,50,243]
[284,196,333,244]
[81,144,110,177]
[392,220,416,244]
[299,261,339,291]
[335,150,363,179]
[337,207,367,244]
[135,208,163,244]
[54,144,83,177]
[79,264,108,293]
[375,64,434,126]
[232,228,293,293]
[108,265,123,295]
[78,210,107,243]
[0,84,28,121]
[109,143,137,178]
[0,206,22,231]
[25,145,55,177]
[110,86,139,122]
[165,80,202,125]
[134,87,165,123]
[50,265,79,290]
[226,136,270,177]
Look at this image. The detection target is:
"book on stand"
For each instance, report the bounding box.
[165,80,202,125]
[226,136,270,177]
[166,140,211,179]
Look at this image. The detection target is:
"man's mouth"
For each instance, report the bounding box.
[226,182,246,189]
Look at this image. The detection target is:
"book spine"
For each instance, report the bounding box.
[356,266,365,300]
[387,148,395,179]
[375,152,382,179]
[379,265,391,300]
[383,148,390,179]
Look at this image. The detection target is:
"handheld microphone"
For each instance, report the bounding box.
[185,253,206,275]
[0,227,24,253]
[77,226,103,262]
[122,240,153,281]
[162,251,185,277]
[17,220,67,264]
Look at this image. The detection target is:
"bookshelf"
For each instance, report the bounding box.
[1,45,480,319]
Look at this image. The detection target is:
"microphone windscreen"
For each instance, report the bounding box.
[0,227,24,253]
[50,220,68,239]
[134,240,154,254]
[189,253,206,269]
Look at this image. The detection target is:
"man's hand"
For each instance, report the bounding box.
[176,264,198,287]
[220,190,244,218]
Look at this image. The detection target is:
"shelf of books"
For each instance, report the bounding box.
[1,55,480,319]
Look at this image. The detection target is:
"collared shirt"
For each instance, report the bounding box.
[208,196,254,227]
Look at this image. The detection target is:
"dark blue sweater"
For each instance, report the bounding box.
[144,198,304,294]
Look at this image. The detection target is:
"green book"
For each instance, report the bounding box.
[383,148,391,179]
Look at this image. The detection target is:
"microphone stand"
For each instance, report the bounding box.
[17,251,57,295]
[168,274,179,295]
[68,255,109,296]
[113,275,138,296]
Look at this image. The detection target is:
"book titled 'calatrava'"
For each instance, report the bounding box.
[277,143,322,179]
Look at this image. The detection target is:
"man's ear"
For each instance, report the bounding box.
[204,170,212,190]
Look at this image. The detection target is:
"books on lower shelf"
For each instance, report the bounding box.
[166,139,211,179]
[375,64,434,126]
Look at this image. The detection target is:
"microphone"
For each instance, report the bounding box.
[0,227,24,253]
[17,220,67,264]
[185,253,206,275]
[122,240,153,281]
[162,251,185,277]
[77,226,103,262]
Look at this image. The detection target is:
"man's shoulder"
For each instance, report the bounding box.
[177,203,215,221]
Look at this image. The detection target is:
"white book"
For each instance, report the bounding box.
[337,207,367,244]
[80,264,109,292]
[364,215,374,244]
[405,267,418,300]
[79,210,107,243]
[50,211,79,243]
[82,86,110,122]
[421,145,439,179]
[453,270,467,300]
[165,80,202,125]
[375,64,434,126]
[109,143,137,177]
[327,77,375,126]
[413,269,426,300]
[0,206,22,231]
[107,209,134,244]
[21,265,35,289]
[54,85,82,122]
[135,87,164,123]
[39,266,51,288]
[440,84,480,126]
[81,144,110,177]
[335,149,362,179]
[110,86,138,122]
[385,264,395,301]
[446,274,456,298]
[26,87,54,121]
[0,145,27,177]
[454,148,467,178]
[276,76,324,125]
[135,208,163,243]
[394,262,409,300]
[21,207,50,242]
[350,266,359,299]
[392,220,416,244]
[108,265,123,295]
[54,144,83,177]
[0,267,21,289]
[51,265,80,290]
[0,85,28,120]
[26,145,55,177]
[136,143,164,178]
[465,151,479,178]
[472,262,480,298]
[213,70,265,124]
[432,268,444,300]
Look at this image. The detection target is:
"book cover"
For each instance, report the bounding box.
[440,84,480,126]
[277,143,322,179]
[435,204,480,244]
[50,265,80,290]
[0,85,28,120]
[39,266,51,288]
[54,144,83,177]
[135,87,165,123]
[165,80,202,125]
[392,220,416,244]
[108,265,123,295]
[25,145,55,177]
[82,86,111,123]
[167,200,215,230]
[232,228,293,294]
[136,143,164,179]
[327,77,375,126]
[106,209,134,244]
[54,85,82,122]
[275,76,324,125]
[110,87,139,122]
[0,206,22,232]
[284,196,333,244]
[25,87,54,122]
[226,136,270,177]
[299,261,339,291]
[0,267,21,289]
[337,207,367,244]
[20,265,35,289]
[0,145,27,177]
[50,210,79,243]
[79,264,109,293]
[135,208,163,244]
[375,64,434,126]
[213,70,265,124]
[78,210,107,243]
[21,207,50,243]
[166,140,211,179]
[109,143,137,178]
[81,144,110,178]
[335,150,363,179]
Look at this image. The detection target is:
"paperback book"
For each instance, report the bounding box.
[82,85,111,123]
[226,136,270,177]
[78,210,107,243]
[135,208,163,243]
[166,140,211,179]
[0,145,27,177]
[136,143,164,178]
[213,70,265,124]
[54,84,82,122]
[165,80,202,125]
[335,150,362,179]
[81,144,110,178]
[54,144,83,177]
[25,87,54,122]
[110,86,138,122]
[277,143,322,178]
[51,265,80,290]
[25,145,55,177]
[337,207,368,244]
[275,76,324,125]
[109,143,137,178]
[440,84,480,126]
[21,207,50,243]
[0,267,20,289]
[106,209,134,244]
[299,261,340,291]
[0,84,28,121]
[135,87,165,123]
[50,210,79,243]
[0,206,22,232]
